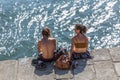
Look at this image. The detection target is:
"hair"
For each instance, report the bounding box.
[42,27,51,37]
[75,24,87,34]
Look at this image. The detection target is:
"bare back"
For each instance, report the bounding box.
[38,38,56,59]
[72,34,88,53]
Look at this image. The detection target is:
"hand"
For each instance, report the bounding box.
[39,52,43,55]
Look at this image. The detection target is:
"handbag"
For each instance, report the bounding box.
[53,48,65,61]
[55,49,70,70]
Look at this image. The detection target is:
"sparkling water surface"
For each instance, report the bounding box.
[0,0,120,60]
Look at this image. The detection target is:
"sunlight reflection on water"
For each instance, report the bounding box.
[0,0,120,60]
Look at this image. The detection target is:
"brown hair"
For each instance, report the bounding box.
[75,24,87,34]
[42,27,51,37]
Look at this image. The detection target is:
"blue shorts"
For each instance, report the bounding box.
[71,50,92,60]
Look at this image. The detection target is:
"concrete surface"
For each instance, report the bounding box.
[0,46,120,80]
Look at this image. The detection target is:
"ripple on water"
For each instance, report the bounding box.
[0,0,120,60]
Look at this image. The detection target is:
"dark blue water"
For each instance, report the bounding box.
[0,0,120,60]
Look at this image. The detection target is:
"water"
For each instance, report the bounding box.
[0,0,120,60]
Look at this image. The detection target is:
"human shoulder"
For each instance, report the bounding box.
[49,38,56,43]
[38,40,42,45]
[71,36,77,43]
[82,34,88,41]
[72,35,77,40]
[72,35,77,39]
[49,38,56,41]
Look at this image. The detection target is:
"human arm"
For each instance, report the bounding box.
[85,36,89,49]
[53,39,56,50]
[70,38,74,57]
[38,40,42,53]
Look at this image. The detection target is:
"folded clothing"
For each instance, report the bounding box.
[71,50,92,60]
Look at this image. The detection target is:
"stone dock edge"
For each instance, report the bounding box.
[0,46,120,80]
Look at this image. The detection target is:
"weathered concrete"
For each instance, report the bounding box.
[114,63,120,77]
[91,49,111,61]
[74,65,96,80]
[0,46,120,80]
[54,67,73,80]
[17,58,34,80]
[109,47,120,62]
[0,60,17,80]
[34,62,55,80]
[94,61,118,80]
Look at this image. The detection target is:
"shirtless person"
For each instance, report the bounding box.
[70,24,91,60]
[38,27,56,62]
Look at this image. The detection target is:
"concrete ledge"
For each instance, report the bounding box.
[109,47,120,62]
[94,61,118,80]
[17,58,34,80]
[114,63,120,77]
[91,48,111,61]
[0,60,18,80]
[74,65,96,80]
[0,46,120,80]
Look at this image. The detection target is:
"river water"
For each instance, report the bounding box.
[0,0,120,60]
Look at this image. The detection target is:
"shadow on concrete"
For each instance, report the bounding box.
[73,59,87,74]
[33,62,54,76]
[53,59,88,79]
[31,59,88,77]
[54,67,70,75]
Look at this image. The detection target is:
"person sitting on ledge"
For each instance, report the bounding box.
[37,27,56,62]
[70,24,92,60]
